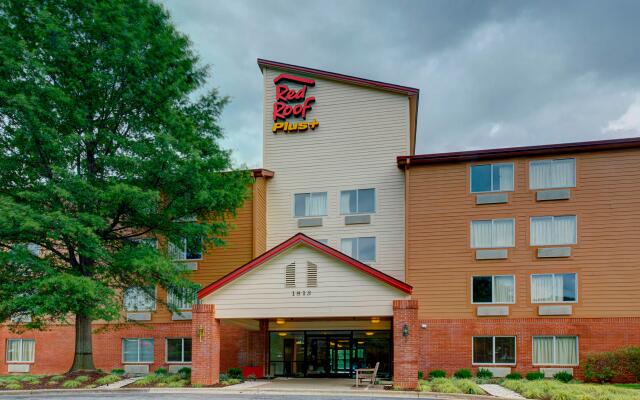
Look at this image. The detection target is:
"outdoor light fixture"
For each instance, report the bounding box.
[365,331,374,336]
[277,332,287,337]
[371,317,380,324]
[197,327,204,342]
[276,318,285,325]
[402,324,409,337]
[357,341,365,345]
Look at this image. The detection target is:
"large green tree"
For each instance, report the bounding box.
[0,0,250,371]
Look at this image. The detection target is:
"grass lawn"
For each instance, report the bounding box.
[0,371,123,390]
[503,379,640,400]
[613,383,640,390]
[417,378,486,394]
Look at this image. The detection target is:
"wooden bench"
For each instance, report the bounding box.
[355,361,379,389]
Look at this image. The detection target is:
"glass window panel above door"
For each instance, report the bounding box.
[471,163,514,193]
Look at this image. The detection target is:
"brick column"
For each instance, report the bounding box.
[393,299,419,390]
[191,304,220,385]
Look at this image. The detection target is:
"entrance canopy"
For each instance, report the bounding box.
[198,233,412,319]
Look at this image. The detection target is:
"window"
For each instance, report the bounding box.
[473,336,516,364]
[167,288,197,310]
[531,273,577,303]
[530,216,577,246]
[27,243,40,256]
[533,336,578,365]
[166,338,192,363]
[340,189,375,214]
[6,339,35,363]
[122,338,154,363]
[530,159,576,189]
[471,219,514,248]
[294,192,327,217]
[472,276,515,304]
[471,163,514,193]
[132,238,158,248]
[169,237,202,260]
[341,237,376,262]
[123,286,156,311]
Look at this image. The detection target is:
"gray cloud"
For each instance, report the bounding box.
[161,0,640,166]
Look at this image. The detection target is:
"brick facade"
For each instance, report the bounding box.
[191,304,220,385]
[393,300,419,389]
[417,317,640,380]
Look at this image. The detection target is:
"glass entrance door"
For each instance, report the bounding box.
[305,336,329,377]
[329,336,351,376]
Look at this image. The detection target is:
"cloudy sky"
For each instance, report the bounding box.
[161,0,640,168]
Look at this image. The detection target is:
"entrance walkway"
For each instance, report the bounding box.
[219,378,389,393]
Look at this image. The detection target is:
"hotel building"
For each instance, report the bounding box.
[2,59,640,389]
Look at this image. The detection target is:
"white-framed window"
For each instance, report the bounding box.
[122,338,154,363]
[166,338,192,363]
[530,158,576,189]
[340,188,375,214]
[470,163,514,193]
[471,219,515,248]
[341,237,375,262]
[294,192,327,218]
[531,273,577,303]
[472,275,515,304]
[123,286,156,311]
[6,339,35,363]
[167,288,197,310]
[530,215,577,246]
[132,238,158,248]
[27,243,40,256]
[169,237,202,260]
[533,336,578,365]
[472,336,516,365]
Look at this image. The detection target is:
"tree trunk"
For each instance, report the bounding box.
[69,313,96,371]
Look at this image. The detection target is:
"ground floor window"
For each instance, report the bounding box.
[6,339,35,363]
[167,338,192,363]
[269,330,390,378]
[472,336,516,364]
[533,336,578,365]
[122,338,154,363]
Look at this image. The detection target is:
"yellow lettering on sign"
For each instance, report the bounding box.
[272,119,320,134]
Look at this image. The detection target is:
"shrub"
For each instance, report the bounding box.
[526,371,545,381]
[166,379,188,388]
[227,367,243,380]
[621,346,640,381]
[453,368,472,379]
[476,368,493,379]
[417,370,423,380]
[5,383,22,390]
[584,351,619,382]
[505,372,522,380]
[133,374,159,386]
[430,378,463,393]
[417,380,431,392]
[62,380,82,388]
[221,378,242,386]
[49,375,65,382]
[177,367,192,378]
[247,374,257,381]
[111,368,126,375]
[428,369,447,379]
[453,379,486,395]
[219,373,229,381]
[74,375,90,382]
[553,371,573,383]
[95,375,121,385]
[154,367,169,375]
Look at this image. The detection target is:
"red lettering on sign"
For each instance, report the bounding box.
[271,75,317,123]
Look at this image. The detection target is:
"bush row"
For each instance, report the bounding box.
[583,346,640,383]
[419,369,573,382]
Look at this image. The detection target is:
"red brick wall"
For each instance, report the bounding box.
[393,300,419,389]
[417,317,640,380]
[1,321,250,375]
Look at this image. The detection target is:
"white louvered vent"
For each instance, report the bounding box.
[285,262,296,288]
[307,261,318,288]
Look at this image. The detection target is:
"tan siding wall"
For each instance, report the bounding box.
[407,148,640,319]
[252,177,268,257]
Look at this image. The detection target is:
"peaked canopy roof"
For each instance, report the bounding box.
[198,233,412,299]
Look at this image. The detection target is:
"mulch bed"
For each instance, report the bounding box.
[0,370,117,390]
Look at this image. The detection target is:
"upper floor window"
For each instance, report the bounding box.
[470,163,514,193]
[531,273,577,303]
[472,275,515,304]
[6,339,35,363]
[132,238,158,249]
[473,336,516,365]
[122,338,153,363]
[340,189,375,214]
[471,219,514,248]
[341,237,376,262]
[533,336,578,365]
[530,215,577,246]
[124,286,156,311]
[169,237,202,260]
[530,158,576,189]
[294,192,327,217]
[167,288,197,310]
